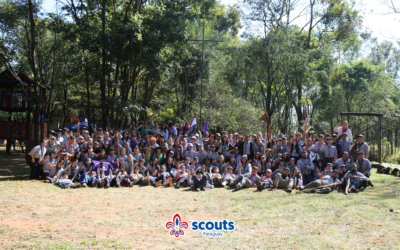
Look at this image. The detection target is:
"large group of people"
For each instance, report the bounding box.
[26,120,374,194]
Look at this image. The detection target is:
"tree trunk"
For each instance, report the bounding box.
[28,0,40,143]
[101,0,107,129]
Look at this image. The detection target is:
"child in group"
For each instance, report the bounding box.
[121,169,137,187]
[42,151,58,181]
[252,152,261,167]
[214,155,227,173]
[97,168,111,188]
[150,165,172,187]
[110,168,123,188]
[146,159,159,175]
[174,164,189,189]
[94,149,107,161]
[79,170,99,188]
[325,163,333,177]
[68,159,79,180]
[72,158,92,182]
[338,164,348,181]
[137,159,146,175]
[291,167,302,189]
[257,169,273,191]
[107,148,118,163]
[55,172,80,189]
[192,156,201,170]
[132,146,142,162]
[47,160,72,183]
[131,165,143,185]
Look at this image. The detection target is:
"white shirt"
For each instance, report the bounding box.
[29,145,46,160]
[334,126,353,142]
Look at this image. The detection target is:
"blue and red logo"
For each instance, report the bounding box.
[165,213,189,238]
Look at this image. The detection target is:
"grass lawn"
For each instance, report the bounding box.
[0,147,400,249]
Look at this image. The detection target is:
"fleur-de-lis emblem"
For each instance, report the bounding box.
[165,214,189,238]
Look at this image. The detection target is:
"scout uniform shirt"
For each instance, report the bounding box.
[355,158,372,174]
[45,141,58,155]
[29,145,46,161]
[321,144,337,158]
[243,173,261,186]
[66,142,79,155]
[43,156,57,174]
[355,143,369,157]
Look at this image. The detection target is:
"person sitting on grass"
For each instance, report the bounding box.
[56,172,80,189]
[150,165,171,188]
[72,158,92,182]
[271,167,293,193]
[97,169,111,188]
[192,168,208,191]
[110,167,123,188]
[229,165,261,191]
[42,151,58,180]
[47,160,72,183]
[236,155,252,175]
[174,164,190,189]
[121,168,137,188]
[256,169,273,191]
[291,167,302,189]
[300,169,341,194]
[216,165,236,188]
[79,170,99,188]
[355,152,372,178]
[191,157,202,172]
[338,164,348,181]
[343,164,373,194]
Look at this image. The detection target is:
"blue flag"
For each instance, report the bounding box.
[203,115,209,132]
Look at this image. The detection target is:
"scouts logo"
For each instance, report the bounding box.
[165,213,189,238]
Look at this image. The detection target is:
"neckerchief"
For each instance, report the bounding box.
[356,142,364,153]
[39,145,45,159]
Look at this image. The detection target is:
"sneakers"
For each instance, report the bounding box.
[155,180,162,188]
[260,183,266,190]
[93,179,99,187]
[286,188,292,193]
[234,185,239,191]
[355,189,359,193]
[200,186,206,191]
[105,184,110,189]
[129,180,136,187]
[165,178,170,186]
[368,180,374,187]
[310,189,316,193]
[175,184,180,189]
[270,187,277,191]
[195,188,200,192]
[100,180,106,188]
[62,183,70,189]
[82,183,87,188]
[256,181,262,191]
[46,176,53,183]
[182,181,190,187]
[221,181,227,187]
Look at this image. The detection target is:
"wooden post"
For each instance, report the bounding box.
[378,116,382,164]
[264,121,267,155]
[341,113,345,127]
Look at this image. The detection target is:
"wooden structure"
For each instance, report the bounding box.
[0,69,48,142]
[341,112,383,164]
